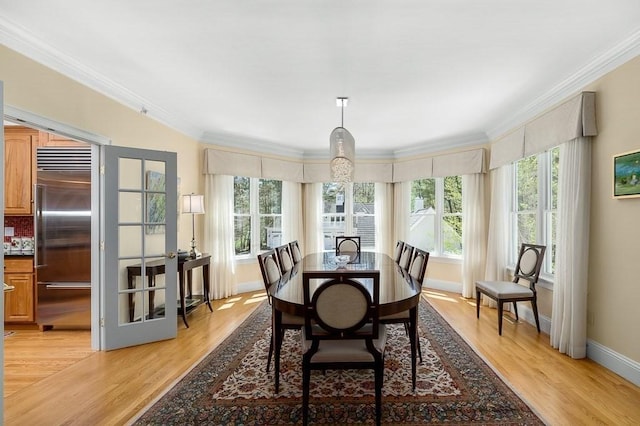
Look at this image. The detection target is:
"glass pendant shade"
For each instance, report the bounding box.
[329,126,355,183]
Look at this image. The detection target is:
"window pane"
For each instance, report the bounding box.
[323,183,345,214]
[443,215,462,255]
[444,176,462,214]
[517,156,538,211]
[261,216,282,250]
[353,183,375,214]
[551,147,559,210]
[517,213,537,247]
[322,215,346,250]
[352,215,375,249]
[234,177,250,214]
[411,178,435,211]
[234,215,251,255]
[259,179,282,214]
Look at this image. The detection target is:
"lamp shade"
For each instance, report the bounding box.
[329,126,355,183]
[182,194,205,214]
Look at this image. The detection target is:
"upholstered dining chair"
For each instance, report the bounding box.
[301,275,386,426]
[257,250,304,386]
[335,235,361,261]
[475,243,546,335]
[381,247,430,389]
[394,240,405,263]
[288,240,302,265]
[275,244,294,274]
[398,243,414,270]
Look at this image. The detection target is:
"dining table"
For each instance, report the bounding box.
[269,251,423,392]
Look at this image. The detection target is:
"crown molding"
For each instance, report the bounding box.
[487,28,640,140]
[0,16,203,141]
[392,132,489,159]
[201,131,307,159]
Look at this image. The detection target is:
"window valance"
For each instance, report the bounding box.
[204,147,485,183]
[489,91,597,169]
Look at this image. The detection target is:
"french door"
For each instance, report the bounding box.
[101,145,177,350]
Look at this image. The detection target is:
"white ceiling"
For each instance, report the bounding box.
[1,1,640,159]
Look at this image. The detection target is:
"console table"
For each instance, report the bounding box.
[126,254,213,328]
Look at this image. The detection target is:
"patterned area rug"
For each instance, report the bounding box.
[134,299,543,425]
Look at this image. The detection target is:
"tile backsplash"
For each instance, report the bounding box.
[4,216,33,242]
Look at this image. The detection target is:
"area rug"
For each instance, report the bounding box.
[134,298,543,425]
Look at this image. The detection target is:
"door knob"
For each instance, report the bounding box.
[166,252,176,259]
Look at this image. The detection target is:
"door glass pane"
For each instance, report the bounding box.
[120,292,142,325]
[120,259,144,292]
[147,289,166,320]
[145,161,166,190]
[119,192,142,223]
[119,225,142,257]
[119,158,142,190]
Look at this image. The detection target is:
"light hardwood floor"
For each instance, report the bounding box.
[4,289,640,425]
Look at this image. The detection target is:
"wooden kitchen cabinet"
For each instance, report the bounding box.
[4,127,37,215]
[38,131,86,147]
[4,257,35,323]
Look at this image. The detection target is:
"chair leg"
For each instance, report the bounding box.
[266,330,274,372]
[374,362,383,426]
[476,290,481,318]
[498,301,504,335]
[513,301,519,320]
[531,298,541,332]
[302,363,311,426]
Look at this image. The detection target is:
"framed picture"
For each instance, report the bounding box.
[613,149,640,199]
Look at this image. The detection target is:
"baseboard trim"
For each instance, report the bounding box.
[423,278,461,293]
[587,339,640,387]
[237,280,262,294]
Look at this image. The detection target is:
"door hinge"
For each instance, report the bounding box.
[100,241,105,251]
[100,164,105,175]
[100,317,105,327]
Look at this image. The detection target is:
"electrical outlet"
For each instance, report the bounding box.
[4,227,14,237]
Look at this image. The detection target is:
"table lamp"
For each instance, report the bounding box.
[182,193,205,258]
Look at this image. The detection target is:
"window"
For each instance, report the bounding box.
[233,177,282,256]
[409,176,463,257]
[322,182,375,251]
[511,147,558,275]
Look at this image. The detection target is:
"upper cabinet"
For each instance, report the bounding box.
[38,132,87,147]
[4,127,37,215]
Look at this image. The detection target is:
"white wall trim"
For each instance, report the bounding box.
[587,339,640,387]
[237,280,263,294]
[423,278,462,293]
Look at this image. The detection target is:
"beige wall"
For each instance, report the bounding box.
[584,55,640,362]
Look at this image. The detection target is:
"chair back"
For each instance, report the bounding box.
[275,244,294,273]
[303,275,380,341]
[408,247,430,284]
[514,243,546,289]
[394,240,405,263]
[257,249,281,303]
[289,240,303,264]
[398,243,414,270]
[335,236,361,258]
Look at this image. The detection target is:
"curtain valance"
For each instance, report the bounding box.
[204,147,485,183]
[489,91,597,169]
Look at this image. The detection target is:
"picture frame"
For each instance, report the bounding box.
[613,149,640,199]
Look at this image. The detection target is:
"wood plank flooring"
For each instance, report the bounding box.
[4,288,640,425]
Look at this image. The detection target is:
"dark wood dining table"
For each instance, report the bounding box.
[269,251,423,392]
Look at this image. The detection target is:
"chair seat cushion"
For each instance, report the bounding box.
[476,281,534,299]
[301,324,387,363]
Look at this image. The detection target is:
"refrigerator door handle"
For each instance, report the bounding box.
[34,183,45,269]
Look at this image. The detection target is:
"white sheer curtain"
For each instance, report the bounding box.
[393,181,411,244]
[282,181,303,253]
[204,174,237,299]
[375,183,394,256]
[551,137,591,359]
[303,183,323,254]
[462,173,487,298]
[483,165,512,307]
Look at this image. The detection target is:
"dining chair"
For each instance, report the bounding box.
[335,235,361,261]
[257,250,304,385]
[301,275,386,426]
[275,244,294,274]
[398,243,414,270]
[394,240,405,263]
[288,240,302,265]
[381,247,429,389]
[475,243,546,335]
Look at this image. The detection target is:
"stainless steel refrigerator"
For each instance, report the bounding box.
[35,147,92,329]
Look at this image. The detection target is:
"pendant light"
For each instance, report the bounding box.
[329,97,355,183]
